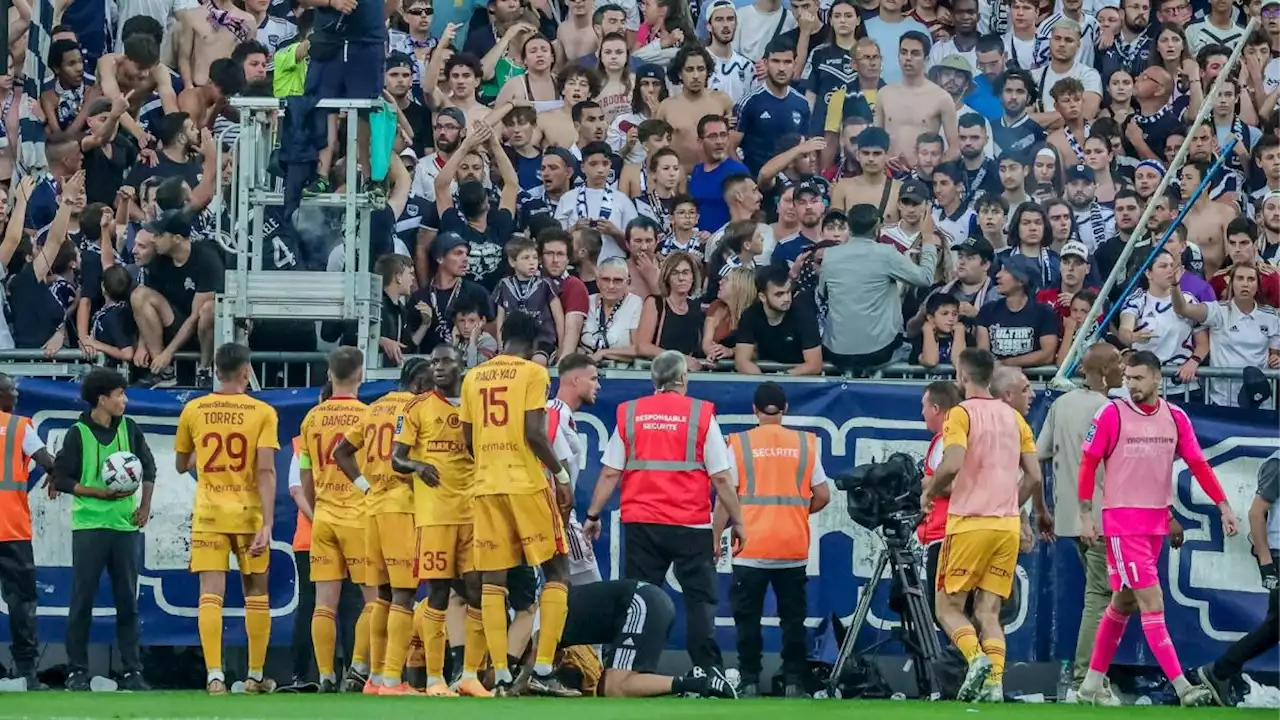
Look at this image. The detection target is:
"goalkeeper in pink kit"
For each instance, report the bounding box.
[1074,351,1240,707]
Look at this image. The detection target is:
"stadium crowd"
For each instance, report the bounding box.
[0,0,1274,400]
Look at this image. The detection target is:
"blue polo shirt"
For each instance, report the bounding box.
[689,159,750,232]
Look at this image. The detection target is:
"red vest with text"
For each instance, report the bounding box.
[0,412,32,542]
[617,393,714,527]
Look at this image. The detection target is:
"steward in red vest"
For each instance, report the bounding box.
[581,350,746,673]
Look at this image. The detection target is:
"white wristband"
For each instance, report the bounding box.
[354,475,371,494]
[553,469,571,486]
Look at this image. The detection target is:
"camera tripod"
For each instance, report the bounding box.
[827,533,943,700]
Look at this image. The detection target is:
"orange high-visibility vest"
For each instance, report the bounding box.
[291,436,312,552]
[0,412,33,542]
[728,424,815,562]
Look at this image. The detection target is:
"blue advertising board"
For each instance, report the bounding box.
[2,373,1275,671]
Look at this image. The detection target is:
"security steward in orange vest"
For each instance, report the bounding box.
[0,373,56,689]
[713,382,830,698]
[283,383,365,692]
[583,350,748,676]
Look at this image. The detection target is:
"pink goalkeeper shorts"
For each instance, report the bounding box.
[1105,534,1164,591]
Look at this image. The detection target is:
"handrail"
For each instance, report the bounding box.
[3,351,1271,383]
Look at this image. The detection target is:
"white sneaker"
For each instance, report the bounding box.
[1063,687,1079,704]
[1179,685,1214,707]
[982,680,1004,703]
[957,655,993,702]
[1078,681,1122,706]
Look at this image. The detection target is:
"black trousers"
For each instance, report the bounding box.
[0,540,37,674]
[622,522,722,669]
[66,530,142,673]
[1214,553,1280,679]
[729,565,808,684]
[291,550,365,682]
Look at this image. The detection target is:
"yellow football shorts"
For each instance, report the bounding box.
[189,532,269,575]
[415,523,474,580]
[310,519,367,584]
[365,512,417,589]
[937,528,1019,598]
[472,489,566,572]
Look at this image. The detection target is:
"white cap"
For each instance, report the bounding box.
[1061,240,1089,262]
[400,147,418,161]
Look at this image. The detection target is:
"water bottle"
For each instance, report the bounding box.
[1056,661,1072,703]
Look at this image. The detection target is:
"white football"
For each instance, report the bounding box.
[102,452,142,495]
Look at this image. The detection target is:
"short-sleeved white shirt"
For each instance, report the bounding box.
[1202,300,1280,407]
[19,420,44,460]
[1033,62,1102,114]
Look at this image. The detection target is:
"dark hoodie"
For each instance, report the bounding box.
[54,411,157,495]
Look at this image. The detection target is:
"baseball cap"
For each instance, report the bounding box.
[400,147,418,161]
[795,178,825,200]
[1002,254,1041,292]
[143,209,193,237]
[1061,240,1089,262]
[956,235,994,262]
[856,126,890,151]
[386,52,414,72]
[1066,164,1096,183]
[635,63,665,82]
[543,146,581,178]
[431,231,468,262]
[436,106,466,128]
[899,177,931,203]
[753,381,787,415]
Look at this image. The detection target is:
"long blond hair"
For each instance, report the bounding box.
[719,266,756,331]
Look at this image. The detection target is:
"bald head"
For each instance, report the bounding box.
[1081,342,1123,389]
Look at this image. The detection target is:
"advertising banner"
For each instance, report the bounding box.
[3,374,1275,670]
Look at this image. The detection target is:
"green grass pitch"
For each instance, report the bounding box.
[0,694,1274,719]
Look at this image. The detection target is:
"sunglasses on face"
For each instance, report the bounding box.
[405,6,434,15]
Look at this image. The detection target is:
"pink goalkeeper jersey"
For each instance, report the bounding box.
[1081,398,1206,536]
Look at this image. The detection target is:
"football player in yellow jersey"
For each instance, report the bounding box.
[393,344,491,697]
[299,347,373,694]
[174,343,280,696]
[333,357,433,696]
[459,311,577,697]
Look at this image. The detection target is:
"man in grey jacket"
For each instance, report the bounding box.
[819,203,940,373]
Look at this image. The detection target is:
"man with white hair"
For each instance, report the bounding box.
[582,350,746,679]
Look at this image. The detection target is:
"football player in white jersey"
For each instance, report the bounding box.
[548,353,604,585]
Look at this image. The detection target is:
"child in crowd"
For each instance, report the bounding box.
[452,297,498,370]
[657,194,704,262]
[492,237,563,365]
[88,265,138,366]
[913,292,964,368]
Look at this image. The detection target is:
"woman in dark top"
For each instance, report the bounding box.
[635,251,707,370]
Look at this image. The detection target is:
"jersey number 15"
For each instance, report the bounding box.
[479,387,509,426]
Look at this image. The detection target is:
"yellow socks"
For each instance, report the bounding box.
[382,604,416,686]
[370,598,390,680]
[312,607,338,678]
[198,594,224,679]
[244,595,271,680]
[481,584,511,682]
[982,638,1007,683]
[462,606,486,678]
[950,625,983,663]
[534,582,568,674]
[352,602,373,671]
[417,606,448,685]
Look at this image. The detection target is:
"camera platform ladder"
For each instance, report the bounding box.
[828,523,943,700]
[215,96,383,373]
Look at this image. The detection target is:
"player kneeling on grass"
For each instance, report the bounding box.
[518,580,737,698]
